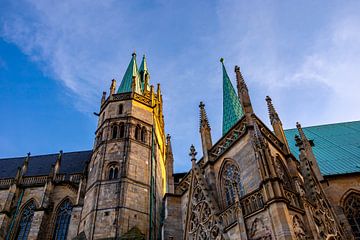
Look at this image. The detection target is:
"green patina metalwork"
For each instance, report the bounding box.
[221,60,244,135]
[117,53,142,94]
[138,55,150,92]
[285,121,360,176]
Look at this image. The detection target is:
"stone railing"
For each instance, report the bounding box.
[69,174,82,183]
[210,117,247,158]
[55,174,66,182]
[21,176,48,185]
[0,178,14,187]
[218,203,239,228]
[240,189,265,216]
[284,189,301,209]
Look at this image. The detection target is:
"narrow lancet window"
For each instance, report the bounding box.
[52,200,73,240]
[119,123,125,138]
[222,162,244,206]
[344,193,360,238]
[112,125,118,139]
[141,127,146,143]
[135,125,141,140]
[15,201,36,240]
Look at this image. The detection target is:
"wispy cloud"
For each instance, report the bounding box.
[1,0,360,172]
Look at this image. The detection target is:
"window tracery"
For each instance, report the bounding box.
[275,157,292,190]
[344,193,360,239]
[15,200,36,240]
[52,199,73,240]
[221,162,244,206]
[108,165,119,180]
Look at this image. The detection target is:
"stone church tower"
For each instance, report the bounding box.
[78,53,173,239]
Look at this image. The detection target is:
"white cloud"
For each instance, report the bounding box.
[2,0,360,172]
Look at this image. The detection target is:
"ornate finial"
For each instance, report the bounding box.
[166,134,171,144]
[220,58,224,63]
[189,144,197,162]
[132,51,136,57]
[296,122,307,141]
[27,152,31,157]
[199,101,210,130]
[265,95,280,124]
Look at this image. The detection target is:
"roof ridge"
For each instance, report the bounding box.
[285,120,360,131]
[0,149,92,161]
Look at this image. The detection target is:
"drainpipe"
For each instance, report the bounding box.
[6,189,24,240]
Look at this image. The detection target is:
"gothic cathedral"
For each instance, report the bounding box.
[0,53,360,240]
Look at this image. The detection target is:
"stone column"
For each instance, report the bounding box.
[28,210,45,240]
[67,206,82,240]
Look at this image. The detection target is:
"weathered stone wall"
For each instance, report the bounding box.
[162,194,182,240]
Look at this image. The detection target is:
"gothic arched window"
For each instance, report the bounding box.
[141,127,146,143]
[135,125,141,141]
[15,200,36,239]
[275,157,292,190]
[118,104,123,114]
[108,165,119,180]
[119,123,125,138]
[221,162,244,206]
[111,125,118,139]
[52,199,73,240]
[344,193,360,238]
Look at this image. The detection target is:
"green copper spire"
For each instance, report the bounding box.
[117,53,141,94]
[139,55,150,92]
[221,58,244,135]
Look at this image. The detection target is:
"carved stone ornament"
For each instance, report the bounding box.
[188,181,223,240]
[249,218,272,240]
[292,215,307,240]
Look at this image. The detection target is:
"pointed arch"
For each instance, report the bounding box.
[14,199,38,239]
[342,190,360,238]
[52,198,73,240]
[275,155,292,190]
[219,159,244,207]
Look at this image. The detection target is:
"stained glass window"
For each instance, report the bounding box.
[52,200,73,240]
[15,201,36,240]
[344,193,360,239]
[222,162,244,206]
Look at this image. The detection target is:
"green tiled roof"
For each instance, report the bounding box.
[285,121,360,176]
[117,53,142,94]
[222,60,244,135]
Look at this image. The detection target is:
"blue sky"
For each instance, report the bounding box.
[1,1,360,173]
